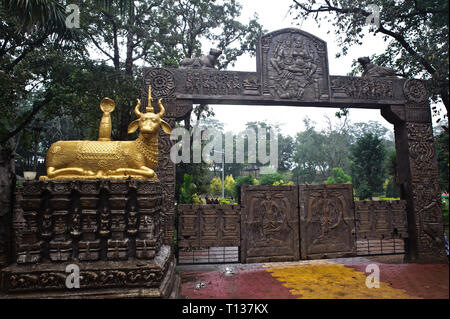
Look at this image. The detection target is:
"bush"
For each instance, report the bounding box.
[209,176,222,197]
[384,177,400,198]
[259,173,285,185]
[192,193,203,204]
[233,175,257,200]
[357,181,372,200]
[219,198,231,205]
[273,180,294,186]
[325,167,351,185]
[224,175,236,198]
[179,174,197,204]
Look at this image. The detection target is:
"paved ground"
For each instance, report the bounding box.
[178,256,449,299]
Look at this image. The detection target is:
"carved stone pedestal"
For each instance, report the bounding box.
[0,179,180,299]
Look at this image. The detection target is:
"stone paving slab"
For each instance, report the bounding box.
[178,257,449,299]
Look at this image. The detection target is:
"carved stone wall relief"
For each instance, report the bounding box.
[259,28,329,101]
[178,204,241,248]
[241,185,299,263]
[1,180,180,297]
[299,184,356,259]
[405,122,446,262]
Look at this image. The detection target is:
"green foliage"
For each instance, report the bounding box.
[325,167,351,185]
[179,174,197,204]
[278,134,295,172]
[380,197,400,201]
[191,193,203,205]
[224,175,236,198]
[259,173,285,186]
[209,176,223,197]
[385,178,400,198]
[293,116,352,184]
[218,198,231,205]
[442,196,449,221]
[356,181,372,201]
[273,180,294,186]
[233,175,257,200]
[350,133,387,200]
[244,121,294,173]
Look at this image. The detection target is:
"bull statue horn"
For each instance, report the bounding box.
[157,99,165,118]
[134,99,143,117]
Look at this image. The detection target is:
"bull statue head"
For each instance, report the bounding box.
[127,97,172,136]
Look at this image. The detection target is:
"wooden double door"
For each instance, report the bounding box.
[240,184,356,262]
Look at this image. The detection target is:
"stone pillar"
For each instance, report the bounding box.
[156,116,176,246]
[381,79,447,263]
[0,206,9,269]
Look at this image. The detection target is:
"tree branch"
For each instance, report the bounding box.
[88,34,114,60]
[3,34,48,72]
[1,92,54,145]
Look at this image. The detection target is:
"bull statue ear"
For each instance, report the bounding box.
[160,119,172,134]
[127,119,140,134]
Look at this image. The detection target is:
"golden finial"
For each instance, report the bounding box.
[98,97,115,141]
[146,85,154,113]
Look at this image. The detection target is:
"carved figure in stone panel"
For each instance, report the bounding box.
[307,191,345,244]
[269,36,318,99]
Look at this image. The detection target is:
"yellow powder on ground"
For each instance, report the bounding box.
[266,264,418,299]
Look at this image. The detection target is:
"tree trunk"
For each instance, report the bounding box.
[0,145,15,268]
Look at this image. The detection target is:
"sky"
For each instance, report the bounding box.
[200,0,444,137]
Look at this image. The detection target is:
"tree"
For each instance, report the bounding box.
[0,0,76,217]
[224,174,235,198]
[325,167,351,185]
[293,117,347,183]
[293,118,328,183]
[79,0,262,137]
[350,121,391,143]
[209,176,222,197]
[233,175,257,202]
[350,133,387,200]
[321,115,352,174]
[245,121,293,172]
[179,173,197,204]
[384,151,400,198]
[291,0,449,118]
[277,134,295,172]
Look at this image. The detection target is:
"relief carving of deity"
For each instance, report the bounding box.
[269,36,318,99]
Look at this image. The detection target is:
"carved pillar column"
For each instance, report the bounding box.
[156,123,176,246]
[381,79,446,263]
[0,205,9,268]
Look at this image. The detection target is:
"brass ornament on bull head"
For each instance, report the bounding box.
[40,86,172,181]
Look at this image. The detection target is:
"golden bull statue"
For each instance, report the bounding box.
[40,86,172,181]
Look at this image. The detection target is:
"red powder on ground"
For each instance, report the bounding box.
[181,269,302,299]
